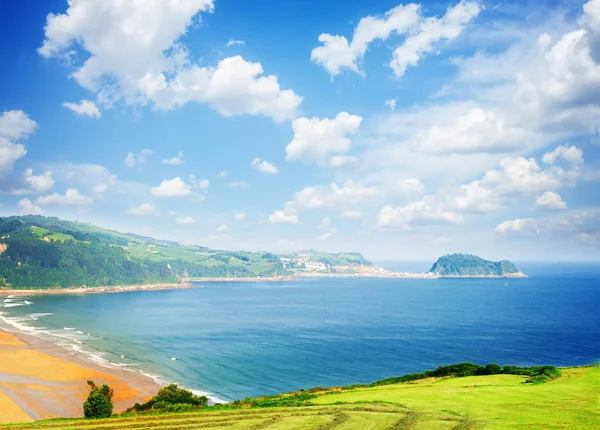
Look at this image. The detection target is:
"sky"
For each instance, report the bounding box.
[0,0,599,262]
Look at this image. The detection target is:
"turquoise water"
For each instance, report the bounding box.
[1,263,598,403]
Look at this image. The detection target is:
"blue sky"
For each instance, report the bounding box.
[0,0,599,262]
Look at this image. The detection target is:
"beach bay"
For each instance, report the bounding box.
[0,262,598,422]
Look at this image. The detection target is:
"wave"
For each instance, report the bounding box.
[64,327,76,331]
[190,389,229,405]
[4,303,25,308]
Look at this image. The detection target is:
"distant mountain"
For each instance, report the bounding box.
[429,253,524,277]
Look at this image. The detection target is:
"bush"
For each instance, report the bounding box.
[127,384,208,413]
[83,380,113,419]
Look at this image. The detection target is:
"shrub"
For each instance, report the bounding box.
[83,380,113,419]
[127,384,208,413]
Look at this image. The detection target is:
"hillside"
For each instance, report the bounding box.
[430,253,524,277]
[2,366,597,429]
[0,216,375,289]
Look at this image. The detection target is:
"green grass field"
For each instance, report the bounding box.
[30,226,75,243]
[2,366,598,429]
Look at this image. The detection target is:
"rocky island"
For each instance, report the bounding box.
[429,253,526,278]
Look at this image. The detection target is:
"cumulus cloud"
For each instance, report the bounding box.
[188,175,209,190]
[18,198,44,215]
[251,158,278,174]
[268,210,299,225]
[311,1,479,77]
[38,0,302,121]
[234,212,246,221]
[285,112,362,165]
[377,144,583,229]
[216,224,229,232]
[397,178,424,198]
[62,100,101,118]
[151,177,191,197]
[35,189,93,206]
[39,1,301,122]
[311,3,420,75]
[535,191,567,210]
[176,216,196,225]
[24,169,54,193]
[126,203,157,215]
[495,218,540,235]
[389,1,481,77]
[481,145,583,194]
[385,99,396,112]
[287,181,379,211]
[0,110,36,175]
[125,149,154,167]
[162,151,184,166]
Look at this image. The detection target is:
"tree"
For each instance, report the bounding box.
[83,380,114,419]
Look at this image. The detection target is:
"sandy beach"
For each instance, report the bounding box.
[0,282,200,296]
[0,326,160,424]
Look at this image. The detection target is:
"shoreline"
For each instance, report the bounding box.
[0,322,161,424]
[0,282,202,296]
[0,272,529,297]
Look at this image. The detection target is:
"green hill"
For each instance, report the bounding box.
[0,216,288,289]
[429,253,524,277]
[2,365,597,429]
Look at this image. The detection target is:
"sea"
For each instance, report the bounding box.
[1,262,598,404]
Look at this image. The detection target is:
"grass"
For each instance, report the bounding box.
[30,226,75,243]
[2,366,598,429]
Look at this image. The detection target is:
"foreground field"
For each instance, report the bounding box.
[2,366,598,429]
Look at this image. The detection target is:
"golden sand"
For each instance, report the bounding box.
[0,391,33,423]
[0,330,156,424]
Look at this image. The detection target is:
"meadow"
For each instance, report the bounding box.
[2,366,597,429]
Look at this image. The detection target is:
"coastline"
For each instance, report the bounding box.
[0,323,161,424]
[0,282,202,296]
[298,271,528,279]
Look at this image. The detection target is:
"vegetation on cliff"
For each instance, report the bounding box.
[429,253,522,276]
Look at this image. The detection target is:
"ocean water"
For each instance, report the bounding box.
[1,263,598,403]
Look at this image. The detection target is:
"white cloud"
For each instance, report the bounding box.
[481,145,583,194]
[126,203,157,215]
[125,149,153,167]
[92,183,108,193]
[287,180,379,211]
[390,1,481,77]
[413,107,527,154]
[311,3,420,75]
[217,170,227,178]
[311,1,479,78]
[39,1,301,122]
[188,175,209,190]
[495,218,540,235]
[162,151,184,166]
[385,99,396,112]
[176,216,196,225]
[377,144,583,229]
[18,198,44,215]
[62,100,101,118]
[35,189,93,206]
[0,110,36,175]
[268,210,299,225]
[285,112,362,165]
[251,158,278,174]
[234,212,246,221]
[329,156,359,168]
[216,224,229,232]
[397,178,424,198]
[227,39,245,46]
[341,211,363,219]
[24,169,54,193]
[0,110,37,141]
[535,191,567,210]
[151,177,191,197]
